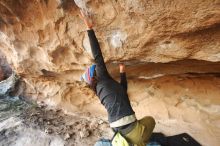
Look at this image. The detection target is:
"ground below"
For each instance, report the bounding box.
[0,104,112,146]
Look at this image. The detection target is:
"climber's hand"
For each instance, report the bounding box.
[119,63,125,73]
[80,9,93,29]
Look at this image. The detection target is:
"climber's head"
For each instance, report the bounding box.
[81,64,97,92]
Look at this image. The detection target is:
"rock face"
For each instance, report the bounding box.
[0,66,4,81]
[0,1,220,145]
[0,50,12,79]
[0,0,220,73]
[0,0,219,112]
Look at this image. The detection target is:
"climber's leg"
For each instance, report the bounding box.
[139,116,156,144]
[125,116,156,146]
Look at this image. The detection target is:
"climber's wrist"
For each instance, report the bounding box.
[119,64,125,73]
[87,24,93,30]
[80,10,93,30]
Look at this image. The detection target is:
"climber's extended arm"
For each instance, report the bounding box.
[87,29,111,80]
[80,10,111,80]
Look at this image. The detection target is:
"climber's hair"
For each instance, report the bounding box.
[90,71,97,93]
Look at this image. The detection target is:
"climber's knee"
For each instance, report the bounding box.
[139,116,156,131]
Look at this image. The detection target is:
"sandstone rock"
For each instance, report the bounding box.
[64,133,70,140]
[98,119,104,125]
[45,128,53,134]
[0,0,219,75]
[0,0,219,120]
[47,121,51,125]
[0,67,4,81]
[79,128,90,138]
[89,120,99,129]
[0,4,220,146]
[0,50,12,79]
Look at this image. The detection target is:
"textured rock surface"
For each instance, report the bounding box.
[0,50,12,79]
[0,66,4,81]
[0,0,220,74]
[0,0,220,145]
[0,0,219,96]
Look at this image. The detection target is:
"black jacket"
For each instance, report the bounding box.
[87,29,135,123]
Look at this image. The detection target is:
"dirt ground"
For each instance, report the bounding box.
[19,105,113,146]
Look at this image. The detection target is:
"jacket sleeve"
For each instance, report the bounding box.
[87,29,111,80]
[120,72,127,91]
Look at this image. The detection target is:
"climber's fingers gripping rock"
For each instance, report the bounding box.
[80,9,93,29]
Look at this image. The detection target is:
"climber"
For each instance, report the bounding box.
[80,10,156,146]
